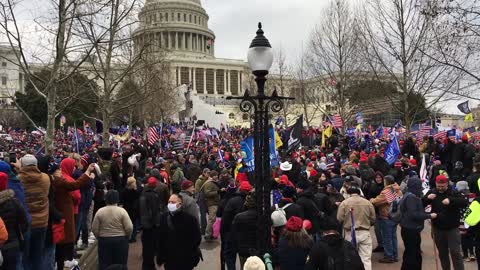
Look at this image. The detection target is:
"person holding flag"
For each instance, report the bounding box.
[337,182,376,270]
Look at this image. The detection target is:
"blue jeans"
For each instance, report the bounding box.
[22,227,46,270]
[381,219,398,259]
[41,244,55,270]
[374,217,383,248]
[76,208,89,245]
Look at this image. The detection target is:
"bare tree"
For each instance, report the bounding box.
[0,0,99,153]
[360,0,462,132]
[308,0,362,130]
[268,46,295,126]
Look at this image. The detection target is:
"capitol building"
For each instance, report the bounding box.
[133,0,255,127]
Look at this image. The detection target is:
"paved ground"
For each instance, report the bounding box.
[127,222,478,270]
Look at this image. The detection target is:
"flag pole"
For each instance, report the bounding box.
[74,123,79,154]
[186,120,196,155]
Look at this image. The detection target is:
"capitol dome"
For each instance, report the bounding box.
[134,0,216,58]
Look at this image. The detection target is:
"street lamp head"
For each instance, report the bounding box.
[247,22,273,75]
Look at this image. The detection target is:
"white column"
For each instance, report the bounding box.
[223,70,227,94]
[227,70,231,94]
[175,32,178,49]
[237,71,241,95]
[192,68,196,91]
[188,67,192,83]
[184,32,187,50]
[167,32,170,49]
[213,69,217,95]
[190,33,193,51]
[203,68,207,94]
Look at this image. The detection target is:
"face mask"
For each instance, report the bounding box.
[167,203,178,213]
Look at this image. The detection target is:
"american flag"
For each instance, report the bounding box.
[384,187,398,203]
[147,127,159,145]
[331,114,343,128]
[433,130,447,141]
[472,131,480,140]
[418,124,432,141]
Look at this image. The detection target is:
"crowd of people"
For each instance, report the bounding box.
[0,123,479,270]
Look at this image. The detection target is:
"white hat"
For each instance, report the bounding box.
[20,154,37,167]
[279,161,292,171]
[243,256,265,270]
[271,208,287,227]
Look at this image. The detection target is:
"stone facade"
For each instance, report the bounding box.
[0,45,25,104]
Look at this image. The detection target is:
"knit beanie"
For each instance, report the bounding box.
[181,180,194,190]
[456,181,469,193]
[21,154,38,167]
[147,177,158,188]
[285,216,303,232]
[271,209,287,227]
[0,161,10,173]
[0,172,8,191]
[243,256,265,270]
[105,190,120,205]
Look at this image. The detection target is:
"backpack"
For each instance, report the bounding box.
[320,239,364,270]
[389,192,412,223]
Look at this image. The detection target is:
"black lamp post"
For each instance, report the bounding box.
[227,23,294,256]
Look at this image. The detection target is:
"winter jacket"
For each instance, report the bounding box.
[92,205,133,238]
[220,192,247,235]
[275,237,311,270]
[337,194,375,231]
[232,208,258,257]
[400,193,431,232]
[179,190,200,225]
[277,199,305,220]
[313,192,335,217]
[139,186,162,229]
[297,190,322,233]
[186,164,202,184]
[171,168,185,193]
[370,183,402,219]
[17,166,50,228]
[305,233,364,270]
[368,182,384,200]
[330,175,344,192]
[203,180,220,207]
[60,160,81,215]
[194,175,208,196]
[467,172,480,196]
[53,171,92,244]
[423,186,468,230]
[0,161,31,225]
[0,189,28,250]
[464,144,476,171]
[0,217,7,246]
[122,188,140,221]
[156,211,202,269]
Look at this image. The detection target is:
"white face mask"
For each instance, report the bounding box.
[167,203,178,212]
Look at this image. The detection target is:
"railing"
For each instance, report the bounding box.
[77,241,98,270]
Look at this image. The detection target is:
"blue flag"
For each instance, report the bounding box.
[384,136,400,165]
[346,128,356,137]
[269,127,279,167]
[240,137,255,172]
[447,129,456,137]
[376,125,384,138]
[350,208,357,249]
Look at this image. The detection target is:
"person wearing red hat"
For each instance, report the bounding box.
[275,216,313,270]
[139,177,163,270]
[423,174,468,270]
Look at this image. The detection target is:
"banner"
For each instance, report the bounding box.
[240,136,255,172]
[287,115,303,153]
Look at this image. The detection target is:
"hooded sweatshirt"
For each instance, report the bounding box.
[60,159,81,215]
[400,176,430,231]
[0,161,31,225]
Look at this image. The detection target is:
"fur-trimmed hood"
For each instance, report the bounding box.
[0,189,15,204]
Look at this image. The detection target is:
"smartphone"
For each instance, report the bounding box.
[9,152,16,163]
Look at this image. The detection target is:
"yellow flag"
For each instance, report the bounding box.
[356,124,362,131]
[274,131,283,149]
[321,130,326,148]
[465,113,474,122]
[324,126,332,138]
[466,131,472,139]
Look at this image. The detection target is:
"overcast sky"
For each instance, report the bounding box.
[203,0,328,64]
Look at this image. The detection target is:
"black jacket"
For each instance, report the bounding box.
[467,172,480,196]
[122,188,140,221]
[313,193,334,217]
[274,237,311,270]
[0,189,28,250]
[423,187,468,230]
[278,199,305,220]
[305,234,364,270]
[156,211,202,269]
[220,192,247,235]
[297,190,323,233]
[400,193,431,232]
[139,187,161,229]
[232,208,258,257]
